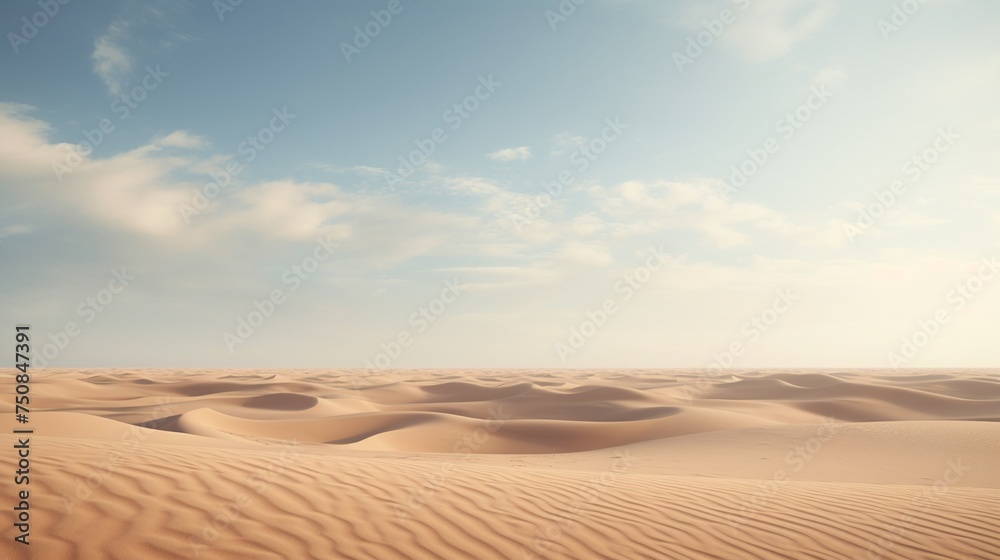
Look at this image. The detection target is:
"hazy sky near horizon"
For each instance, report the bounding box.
[1,0,999,369]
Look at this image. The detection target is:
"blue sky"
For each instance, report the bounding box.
[2,0,999,369]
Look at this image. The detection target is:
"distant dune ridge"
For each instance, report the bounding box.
[2,368,998,559]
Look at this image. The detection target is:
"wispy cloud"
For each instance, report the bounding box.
[92,21,133,96]
[0,104,478,266]
[722,0,837,63]
[487,146,532,162]
[155,131,208,149]
[305,162,389,176]
[91,1,192,96]
[550,132,587,156]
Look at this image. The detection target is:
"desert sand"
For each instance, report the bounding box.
[1,368,998,559]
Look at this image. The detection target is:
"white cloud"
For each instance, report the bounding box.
[814,63,848,88]
[722,0,837,63]
[0,104,481,268]
[0,110,197,235]
[90,2,191,96]
[966,175,1000,195]
[441,176,532,218]
[304,162,388,176]
[423,161,446,173]
[0,103,67,175]
[445,177,506,196]
[834,198,950,237]
[432,265,565,292]
[598,179,789,247]
[92,21,133,96]
[156,131,208,149]
[569,214,606,236]
[558,241,615,267]
[220,181,352,241]
[550,132,587,156]
[886,208,950,228]
[594,179,849,248]
[487,146,532,162]
[349,165,389,176]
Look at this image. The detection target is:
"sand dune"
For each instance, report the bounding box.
[2,369,998,559]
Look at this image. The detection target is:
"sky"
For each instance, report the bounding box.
[1,0,998,369]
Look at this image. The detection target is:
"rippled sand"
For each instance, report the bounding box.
[2,368,998,559]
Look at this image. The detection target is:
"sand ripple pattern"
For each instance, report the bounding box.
[0,368,996,559]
